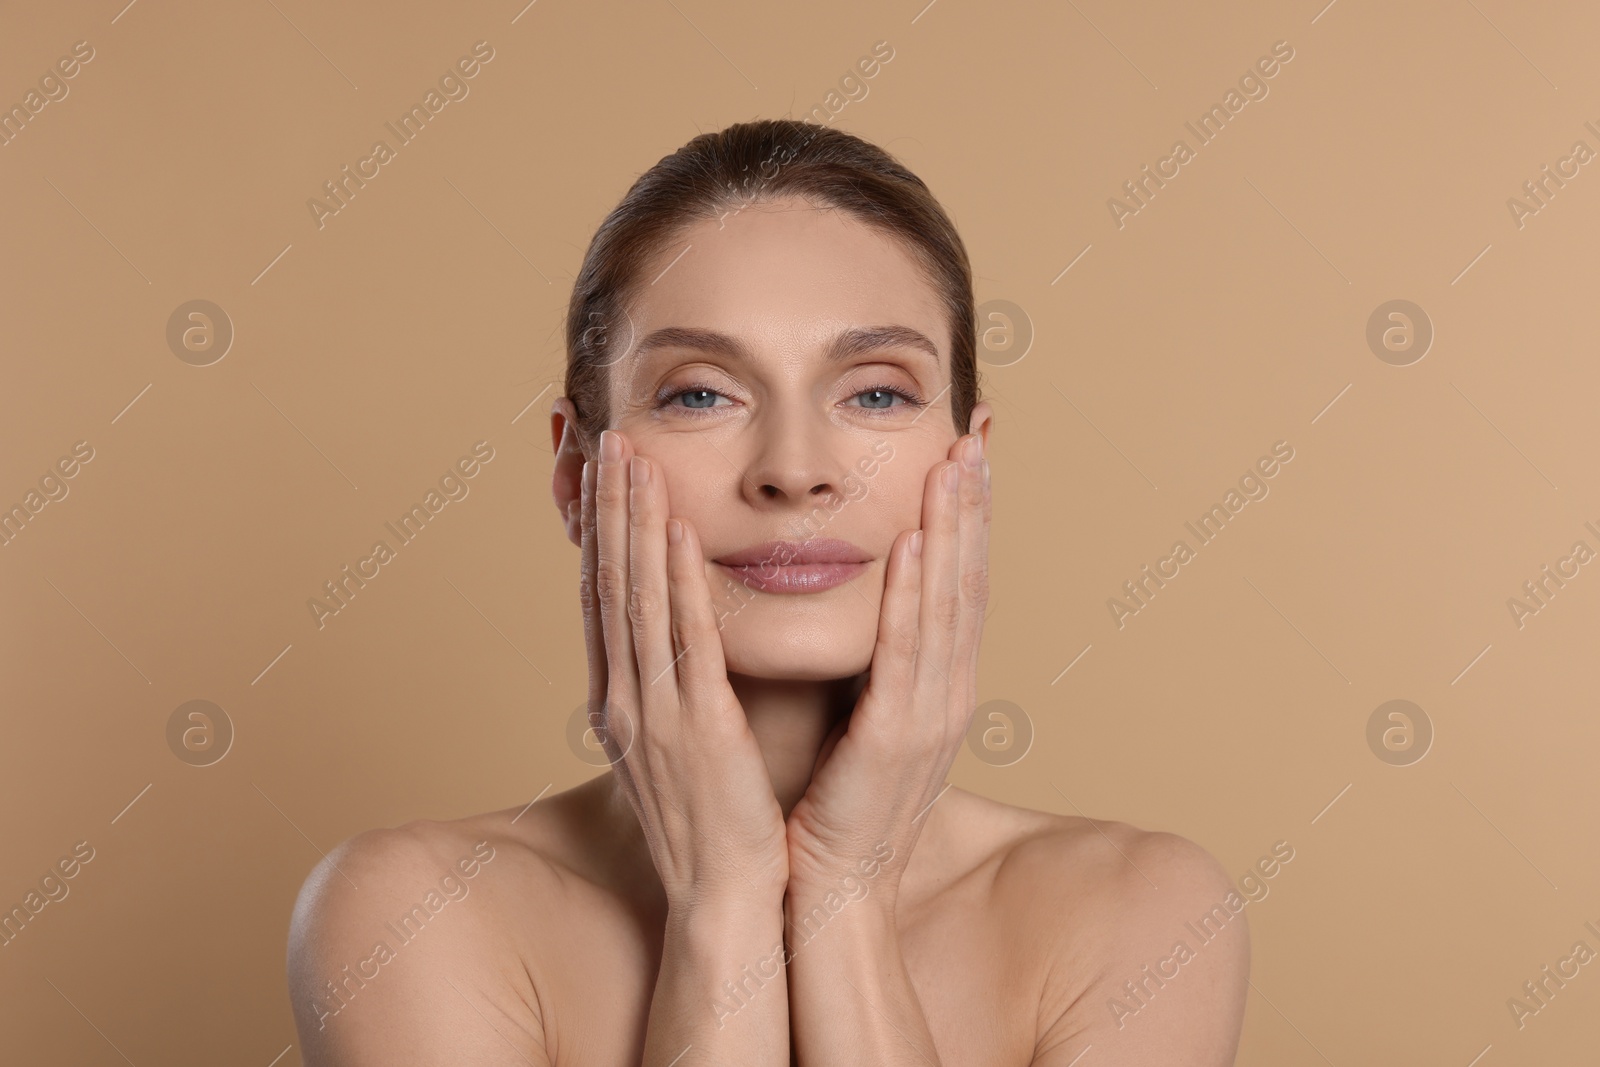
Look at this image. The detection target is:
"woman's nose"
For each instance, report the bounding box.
[740,421,850,507]
[756,479,833,501]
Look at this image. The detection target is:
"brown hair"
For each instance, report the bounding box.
[563,118,979,454]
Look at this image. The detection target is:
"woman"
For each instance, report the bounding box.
[286,119,1250,1066]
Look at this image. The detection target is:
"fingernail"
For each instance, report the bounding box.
[910,529,924,558]
[600,430,622,463]
[943,462,959,493]
[631,455,649,486]
[962,435,981,469]
[981,458,990,490]
[667,518,683,545]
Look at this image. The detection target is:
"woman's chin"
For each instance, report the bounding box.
[720,633,875,682]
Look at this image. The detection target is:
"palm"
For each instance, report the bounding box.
[785,702,891,884]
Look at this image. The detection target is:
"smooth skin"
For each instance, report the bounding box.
[286,197,1249,1066]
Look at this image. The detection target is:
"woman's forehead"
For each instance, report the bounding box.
[626,200,948,360]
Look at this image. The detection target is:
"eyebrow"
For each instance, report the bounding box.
[632,324,942,368]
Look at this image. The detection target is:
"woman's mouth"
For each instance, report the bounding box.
[712,539,871,594]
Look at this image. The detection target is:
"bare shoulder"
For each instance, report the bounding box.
[948,790,1250,1066]
[987,799,1238,931]
[935,788,1233,903]
[286,808,560,1066]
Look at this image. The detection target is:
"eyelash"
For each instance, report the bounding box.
[653,382,927,417]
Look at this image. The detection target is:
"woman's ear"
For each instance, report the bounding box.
[968,400,995,457]
[551,397,587,548]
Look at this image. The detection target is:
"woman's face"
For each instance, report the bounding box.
[560,194,991,681]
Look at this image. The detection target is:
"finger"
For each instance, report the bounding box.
[955,435,991,688]
[595,430,643,745]
[578,459,608,721]
[857,526,923,735]
[915,454,962,696]
[581,457,637,782]
[628,453,674,693]
[663,516,735,728]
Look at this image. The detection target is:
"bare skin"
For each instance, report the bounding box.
[287,197,1250,1066]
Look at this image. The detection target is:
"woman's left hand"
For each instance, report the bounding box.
[783,431,991,904]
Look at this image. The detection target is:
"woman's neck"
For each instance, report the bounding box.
[728,671,868,818]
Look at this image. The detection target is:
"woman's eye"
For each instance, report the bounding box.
[678,388,723,409]
[853,388,900,410]
[659,386,731,412]
[849,387,921,412]
[657,384,923,416]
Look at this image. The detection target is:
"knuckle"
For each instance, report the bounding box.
[594,474,623,508]
[669,614,692,656]
[961,472,985,507]
[628,585,658,630]
[961,567,990,607]
[594,559,627,606]
[933,589,962,630]
[598,699,635,745]
[886,621,920,660]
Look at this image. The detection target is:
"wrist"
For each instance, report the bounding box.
[667,892,785,936]
[783,839,904,918]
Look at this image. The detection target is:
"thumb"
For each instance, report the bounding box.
[810,712,851,778]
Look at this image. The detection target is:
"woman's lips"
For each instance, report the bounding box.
[713,559,870,593]
[712,539,871,594]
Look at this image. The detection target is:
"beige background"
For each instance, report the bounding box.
[3,0,1598,1062]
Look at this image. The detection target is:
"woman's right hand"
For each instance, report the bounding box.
[579,427,791,910]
